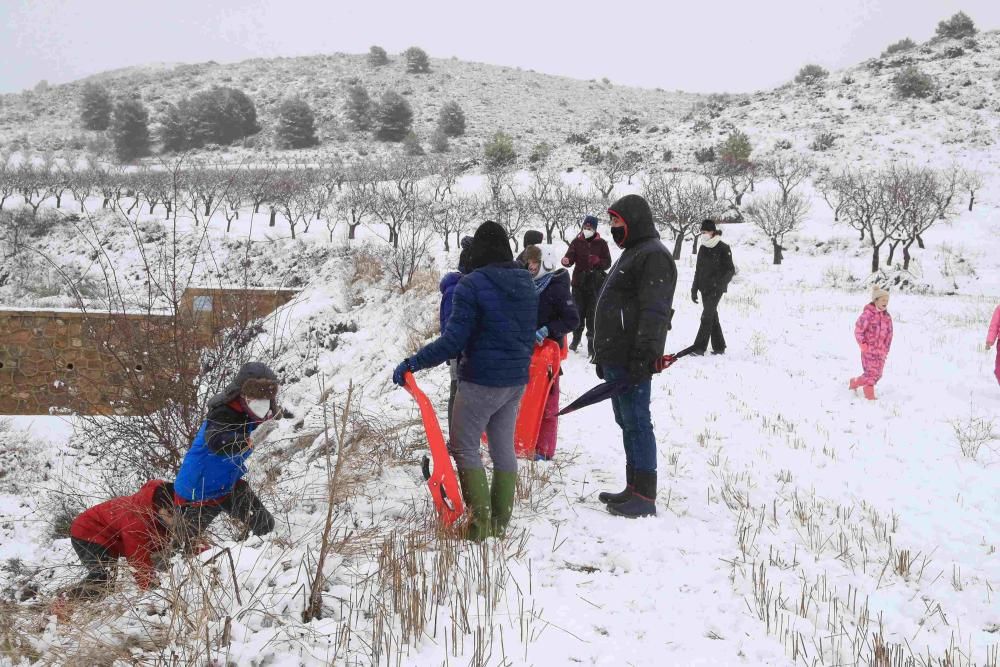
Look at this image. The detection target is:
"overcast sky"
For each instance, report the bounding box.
[2,0,999,95]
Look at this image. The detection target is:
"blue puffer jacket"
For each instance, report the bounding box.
[174,402,260,502]
[439,271,463,332]
[412,262,538,387]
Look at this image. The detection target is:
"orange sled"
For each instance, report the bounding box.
[513,339,563,459]
[403,371,465,526]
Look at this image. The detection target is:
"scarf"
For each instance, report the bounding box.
[533,272,554,295]
[701,234,722,249]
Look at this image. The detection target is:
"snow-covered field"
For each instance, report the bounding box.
[1,166,998,666]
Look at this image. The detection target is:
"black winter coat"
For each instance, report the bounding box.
[692,242,736,295]
[593,195,677,371]
[536,269,580,343]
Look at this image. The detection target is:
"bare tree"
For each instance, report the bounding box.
[379,187,433,291]
[588,149,642,200]
[761,154,813,203]
[962,169,983,212]
[643,172,720,259]
[744,192,810,264]
[885,165,956,270]
[699,162,728,202]
[0,152,17,210]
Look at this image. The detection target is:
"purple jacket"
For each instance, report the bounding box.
[439,271,463,332]
[536,269,579,343]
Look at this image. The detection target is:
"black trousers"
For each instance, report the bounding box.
[693,291,726,353]
[71,537,115,584]
[176,479,274,548]
[571,283,597,352]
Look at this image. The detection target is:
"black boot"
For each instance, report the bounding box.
[586,336,594,358]
[608,470,656,518]
[569,332,581,352]
[598,466,634,505]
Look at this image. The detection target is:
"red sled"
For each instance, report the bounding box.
[513,339,563,459]
[403,371,464,526]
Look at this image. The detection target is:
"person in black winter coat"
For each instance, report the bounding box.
[690,220,736,355]
[523,244,579,460]
[515,229,544,266]
[593,194,677,518]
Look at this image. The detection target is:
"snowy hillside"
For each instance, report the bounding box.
[1,21,1000,667]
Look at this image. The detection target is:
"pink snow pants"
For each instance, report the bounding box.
[535,374,561,459]
[994,347,1000,386]
[861,349,886,386]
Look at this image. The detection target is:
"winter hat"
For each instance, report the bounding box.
[209,362,279,409]
[458,247,472,274]
[523,229,544,247]
[700,219,718,233]
[581,215,599,230]
[460,235,474,251]
[467,220,513,270]
[871,285,890,302]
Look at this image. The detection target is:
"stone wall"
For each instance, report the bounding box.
[0,288,297,415]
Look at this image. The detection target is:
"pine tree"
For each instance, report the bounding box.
[718,130,752,165]
[184,86,260,147]
[158,100,190,152]
[368,45,389,67]
[374,91,414,142]
[111,97,151,162]
[79,82,113,131]
[275,97,319,149]
[402,131,424,156]
[404,47,431,74]
[437,101,466,137]
[345,85,373,131]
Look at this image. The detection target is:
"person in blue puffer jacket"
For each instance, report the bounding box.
[174,362,280,548]
[393,220,537,541]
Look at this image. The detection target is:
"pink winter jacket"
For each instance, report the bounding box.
[988,305,1000,346]
[854,303,893,358]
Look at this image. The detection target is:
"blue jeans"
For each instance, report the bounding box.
[603,365,656,472]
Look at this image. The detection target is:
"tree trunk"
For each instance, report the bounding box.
[781,189,789,204]
[149,201,158,214]
[269,207,277,227]
[691,236,698,255]
[55,193,62,208]
[289,221,297,239]
[886,243,897,266]
[772,238,783,265]
[969,193,975,212]
[859,228,865,241]
[735,191,744,206]
[254,201,261,213]
[349,223,358,240]
[204,199,212,217]
[226,217,233,233]
[916,234,925,250]
[126,199,138,215]
[443,234,450,252]
[165,202,172,217]
[903,240,915,271]
[871,244,881,274]
[672,233,684,260]
[0,195,7,210]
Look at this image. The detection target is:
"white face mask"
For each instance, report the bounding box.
[247,398,271,419]
[583,229,595,239]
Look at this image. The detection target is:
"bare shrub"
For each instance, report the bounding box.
[950,416,996,459]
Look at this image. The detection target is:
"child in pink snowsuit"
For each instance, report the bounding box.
[849,286,893,400]
[986,304,1000,386]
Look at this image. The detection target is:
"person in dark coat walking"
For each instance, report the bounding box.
[593,195,676,518]
[561,216,612,356]
[523,244,579,460]
[393,221,538,541]
[690,220,736,355]
[67,479,175,596]
[515,229,544,266]
[173,363,280,549]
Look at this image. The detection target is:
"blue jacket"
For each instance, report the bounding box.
[536,269,579,343]
[439,271,463,332]
[174,402,260,502]
[412,262,538,387]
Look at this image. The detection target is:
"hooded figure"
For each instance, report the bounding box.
[561,215,612,355]
[173,362,279,547]
[392,221,538,541]
[592,194,677,519]
[523,244,579,460]
[516,229,545,266]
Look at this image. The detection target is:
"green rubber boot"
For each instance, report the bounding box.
[457,468,492,542]
[490,470,518,538]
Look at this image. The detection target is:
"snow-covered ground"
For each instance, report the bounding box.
[2,169,999,666]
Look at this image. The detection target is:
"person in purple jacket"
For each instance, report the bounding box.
[523,244,579,460]
[440,236,474,426]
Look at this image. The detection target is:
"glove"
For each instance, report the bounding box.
[535,326,549,345]
[627,355,655,385]
[392,359,415,386]
[561,257,571,267]
[691,288,698,304]
[589,255,602,269]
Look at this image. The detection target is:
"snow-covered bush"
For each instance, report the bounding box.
[404,46,431,74]
[795,64,829,85]
[935,11,976,40]
[882,38,916,57]
[893,66,936,99]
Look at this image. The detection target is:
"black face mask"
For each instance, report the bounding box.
[611,225,628,248]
